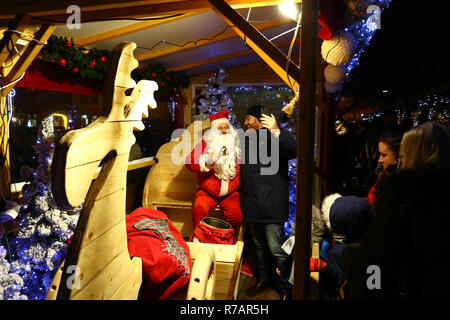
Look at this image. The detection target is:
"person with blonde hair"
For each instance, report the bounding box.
[342,121,450,300]
[397,121,450,171]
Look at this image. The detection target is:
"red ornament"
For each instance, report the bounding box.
[167,76,170,80]
[161,81,165,86]
[152,72,156,78]
[72,68,79,73]
[59,58,67,67]
[90,59,96,68]
[100,56,106,62]
[66,41,73,47]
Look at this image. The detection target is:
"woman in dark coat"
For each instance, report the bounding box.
[343,121,450,299]
[239,105,297,299]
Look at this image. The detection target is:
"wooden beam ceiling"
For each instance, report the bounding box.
[0,15,34,70]
[189,56,298,84]
[208,0,300,91]
[168,38,299,72]
[1,23,56,97]
[0,0,297,15]
[135,17,290,62]
[0,0,302,28]
[76,12,204,46]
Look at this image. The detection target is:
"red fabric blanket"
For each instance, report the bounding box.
[126,207,192,300]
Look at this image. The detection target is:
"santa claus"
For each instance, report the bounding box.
[185,110,242,231]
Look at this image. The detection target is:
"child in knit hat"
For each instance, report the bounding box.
[319,193,372,299]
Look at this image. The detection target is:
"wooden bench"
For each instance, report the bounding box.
[143,119,245,300]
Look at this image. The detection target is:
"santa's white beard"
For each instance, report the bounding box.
[204,128,239,180]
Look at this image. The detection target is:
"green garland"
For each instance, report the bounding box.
[40,35,189,94]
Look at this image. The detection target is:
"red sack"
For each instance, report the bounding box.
[191,222,234,245]
[126,207,192,300]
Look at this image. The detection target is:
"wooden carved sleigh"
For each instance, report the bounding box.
[45,42,216,300]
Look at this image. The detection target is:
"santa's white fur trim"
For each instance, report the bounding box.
[219,179,229,197]
[210,118,229,128]
[321,193,342,231]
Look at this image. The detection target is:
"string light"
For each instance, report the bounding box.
[327,0,392,101]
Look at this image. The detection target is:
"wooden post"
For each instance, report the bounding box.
[0,95,10,200]
[1,24,56,97]
[293,0,319,300]
[0,15,33,71]
[0,17,55,202]
[0,15,34,201]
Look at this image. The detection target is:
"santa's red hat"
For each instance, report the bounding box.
[209,110,229,128]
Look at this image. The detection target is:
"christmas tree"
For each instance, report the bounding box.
[198,68,240,128]
[0,245,26,300]
[285,159,297,237]
[0,116,82,300]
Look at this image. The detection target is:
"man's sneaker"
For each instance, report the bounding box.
[246,280,271,297]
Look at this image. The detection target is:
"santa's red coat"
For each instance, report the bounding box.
[185,140,240,198]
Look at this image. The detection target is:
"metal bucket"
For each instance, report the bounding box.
[200,217,232,230]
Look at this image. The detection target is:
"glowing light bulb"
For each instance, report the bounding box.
[278,0,301,21]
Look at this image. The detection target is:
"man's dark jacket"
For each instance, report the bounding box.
[239,128,297,224]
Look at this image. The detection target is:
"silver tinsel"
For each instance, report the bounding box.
[0,115,82,299]
[0,247,27,300]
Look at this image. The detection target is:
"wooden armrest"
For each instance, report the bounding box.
[187,242,238,262]
[152,201,193,209]
[93,157,155,179]
[151,194,194,209]
[186,247,216,300]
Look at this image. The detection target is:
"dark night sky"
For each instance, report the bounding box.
[342,0,450,100]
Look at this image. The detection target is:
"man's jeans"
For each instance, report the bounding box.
[248,222,291,291]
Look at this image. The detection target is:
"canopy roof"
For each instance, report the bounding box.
[1,1,301,80]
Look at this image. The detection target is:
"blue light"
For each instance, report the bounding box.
[327,0,392,101]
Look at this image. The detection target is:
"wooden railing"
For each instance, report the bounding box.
[10,156,156,204]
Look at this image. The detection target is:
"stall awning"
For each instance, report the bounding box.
[16,60,103,96]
